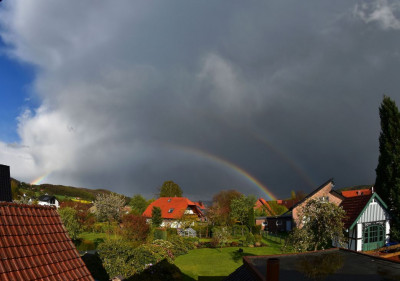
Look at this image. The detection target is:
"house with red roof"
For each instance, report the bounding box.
[266,179,390,252]
[339,192,390,251]
[142,197,205,228]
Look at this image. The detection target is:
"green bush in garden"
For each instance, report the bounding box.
[167,235,189,256]
[154,228,167,240]
[245,232,255,246]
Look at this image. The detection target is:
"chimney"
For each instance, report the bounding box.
[0,164,12,202]
[266,258,279,281]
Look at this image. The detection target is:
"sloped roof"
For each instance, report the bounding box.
[341,189,372,198]
[0,202,94,280]
[142,197,204,219]
[255,198,275,216]
[340,194,372,229]
[38,194,57,202]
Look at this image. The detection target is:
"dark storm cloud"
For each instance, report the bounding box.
[0,0,399,200]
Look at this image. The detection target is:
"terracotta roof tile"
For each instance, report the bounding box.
[0,202,94,281]
[142,197,204,219]
[340,194,372,229]
[341,189,372,198]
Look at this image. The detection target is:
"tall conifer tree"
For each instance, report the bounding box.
[375,96,400,239]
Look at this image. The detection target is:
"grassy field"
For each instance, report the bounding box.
[175,238,284,281]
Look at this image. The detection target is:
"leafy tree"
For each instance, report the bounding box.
[158,180,183,197]
[230,195,257,230]
[151,206,163,227]
[94,193,125,222]
[284,199,346,252]
[129,194,150,214]
[211,226,230,248]
[121,213,150,242]
[375,96,400,239]
[58,207,82,240]
[207,190,242,226]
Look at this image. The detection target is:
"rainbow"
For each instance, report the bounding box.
[250,131,316,188]
[31,172,51,185]
[162,143,277,200]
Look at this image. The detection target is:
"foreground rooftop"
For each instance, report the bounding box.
[226,248,400,281]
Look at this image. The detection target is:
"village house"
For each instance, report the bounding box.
[0,164,94,280]
[265,179,391,252]
[142,197,205,228]
[38,194,60,208]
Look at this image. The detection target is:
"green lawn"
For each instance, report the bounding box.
[175,239,284,281]
[79,232,108,241]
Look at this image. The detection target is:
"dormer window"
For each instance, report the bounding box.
[168,208,174,213]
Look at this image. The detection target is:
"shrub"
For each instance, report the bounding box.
[154,228,167,240]
[252,225,262,234]
[131,244,173,270]
[97,238,138,278]
[245,232,255,246]
[76,239,96,251]
[254,234,262,243]
[167,235,189,256]
[212,227,230,248]
[232,225,249,237]
[151,239,175,260]
[121,213,150,242]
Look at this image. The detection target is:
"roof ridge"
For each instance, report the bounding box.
[0,202,57,210]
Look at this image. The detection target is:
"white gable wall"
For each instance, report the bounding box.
[357,200,389,224]
[353,199,390,251]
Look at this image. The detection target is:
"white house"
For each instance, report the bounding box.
[340,192,390,251]
[38,195,60,208]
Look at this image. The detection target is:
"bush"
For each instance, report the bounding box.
[98,238,175,279]
[167,235,189,256]
[254,234,262,243]
[245,233,255,246]
[132,244,173,270]
[98,238,138,278]
[252,225,262,234]
[154,228,167,240]
[76,239,96,252]
[232,225,249,237]
[121,214,150,242]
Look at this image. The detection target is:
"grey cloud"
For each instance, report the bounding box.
[0,1,399,200]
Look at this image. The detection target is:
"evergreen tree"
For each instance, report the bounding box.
[375,96,400,239]
[151,206,163,227]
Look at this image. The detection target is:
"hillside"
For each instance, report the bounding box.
[11,178,128,203]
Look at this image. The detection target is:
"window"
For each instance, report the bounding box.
[364,225,384,244]
[168,208,174,213]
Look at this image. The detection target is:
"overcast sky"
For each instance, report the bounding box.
[0,0,400,200]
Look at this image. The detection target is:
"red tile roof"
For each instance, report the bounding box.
[341,189,372,198]
[0,202,94,281]
[255,198,275,216]
[340,194,372,229]
[142,197,204,219]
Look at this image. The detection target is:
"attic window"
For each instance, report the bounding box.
[168,208,174,213]
[371,198,377,204]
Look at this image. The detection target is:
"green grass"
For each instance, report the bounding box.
[175,239,284,281]
[78,232,108,241]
